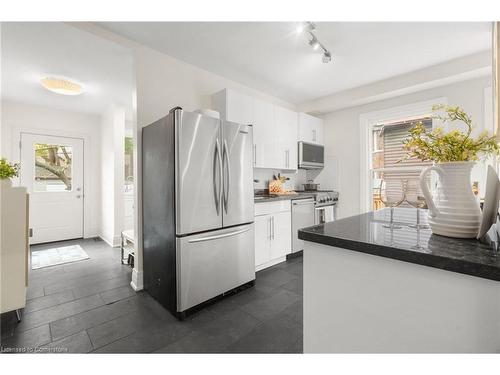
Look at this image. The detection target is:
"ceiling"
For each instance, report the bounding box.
[1,23,134,118]
[98,22,492,104]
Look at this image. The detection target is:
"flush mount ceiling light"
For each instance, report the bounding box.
[40,77,83,96]
[297,21,332,64]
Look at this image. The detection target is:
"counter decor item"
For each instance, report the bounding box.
[269,173,294,194]
[404,178,430,230]
[0,158,20,188]
[477,166,500,239]
[303,180,320,191]
[377,178,406,229]
[402,105,500,238]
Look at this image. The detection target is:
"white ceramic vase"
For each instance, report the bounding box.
[0,178,13,189]
[419,161,481,238]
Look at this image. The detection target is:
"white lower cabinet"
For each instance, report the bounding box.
[254,201,292,271]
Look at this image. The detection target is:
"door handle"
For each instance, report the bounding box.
[213,140,222,215]
[188,227,251,243]
[223,139,230,214]
[292,200,315,206]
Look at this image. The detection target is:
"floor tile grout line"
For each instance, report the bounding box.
[38,268,131,292]
[23,280,133,318]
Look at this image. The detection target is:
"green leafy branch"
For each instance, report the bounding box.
[401,105,499,163]
[0,158,20,180]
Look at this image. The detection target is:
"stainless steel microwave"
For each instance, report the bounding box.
[298,141,324,169]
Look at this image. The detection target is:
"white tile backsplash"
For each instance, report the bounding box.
[253,161,338,192]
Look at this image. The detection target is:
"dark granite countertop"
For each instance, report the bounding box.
[298,208,500,282]
[254,192,317,203]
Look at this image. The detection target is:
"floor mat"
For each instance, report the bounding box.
[31,245,90,269]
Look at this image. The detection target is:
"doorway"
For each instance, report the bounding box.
[20,133,84,244]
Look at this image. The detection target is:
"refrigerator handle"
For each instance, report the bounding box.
[213,140,222,215]
[223,139,230,214]
[188,227,251,243]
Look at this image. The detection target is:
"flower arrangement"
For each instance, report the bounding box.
[401,105,499,163]
[0,158,20,180]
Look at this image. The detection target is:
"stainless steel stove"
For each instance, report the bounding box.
[296,190,339,207]
[295,190,339,225]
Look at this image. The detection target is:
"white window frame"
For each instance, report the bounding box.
[359,97,447,213]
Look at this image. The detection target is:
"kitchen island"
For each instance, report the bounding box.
[298,208,500,353]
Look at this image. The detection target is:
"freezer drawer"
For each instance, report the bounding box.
[176,223,255,312]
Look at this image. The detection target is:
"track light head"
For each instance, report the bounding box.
[322,51,332,63]
[309,37,320,50]
[297,21,316,34]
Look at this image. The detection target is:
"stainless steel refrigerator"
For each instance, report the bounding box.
[142,107,255,318]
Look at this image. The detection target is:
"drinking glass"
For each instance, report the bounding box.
[378,177,406,229]
[404,178,430,229]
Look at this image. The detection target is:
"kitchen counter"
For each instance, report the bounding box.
[254,191,317,203]
[300,207,500,353]
[298,208,500,281]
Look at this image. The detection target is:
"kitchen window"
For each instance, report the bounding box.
[370,118,433,210]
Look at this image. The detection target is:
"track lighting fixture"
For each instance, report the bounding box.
[296,21,316,34]
[322,51,332,63]
[297,21,332,63]
[309,37,320,50]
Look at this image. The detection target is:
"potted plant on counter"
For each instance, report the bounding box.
[0,158,20,188]
[402,105,499,238]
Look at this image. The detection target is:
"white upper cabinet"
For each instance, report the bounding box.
[253,98,274,168]
[212,88,298,171]
[274,106,298,170]
[212,89,254,125]
[298,112,324,145]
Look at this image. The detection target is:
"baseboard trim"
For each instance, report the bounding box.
[131,268,144,291]
[99,234,121,248]
[256,256,286,272]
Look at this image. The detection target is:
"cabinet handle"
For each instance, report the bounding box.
[253,144,257,166]
[271,216,275,240]
[312,129,316,142]
[269,216,273,240]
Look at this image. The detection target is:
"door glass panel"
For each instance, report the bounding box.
[34,143,73,192]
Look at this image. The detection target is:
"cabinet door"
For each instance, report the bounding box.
[270,211,292,260]
[298,112,324,145]
[298,112,313,143]
[311,117,324,144]
[254,214,271,267]
[226,89,254,125]
[253,98,274,168]
[274,106,298,170]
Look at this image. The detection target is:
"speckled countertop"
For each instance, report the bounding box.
[298,208,500,282]
[254,191,317,203]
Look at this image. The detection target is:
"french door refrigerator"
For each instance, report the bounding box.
[142,107,255,318]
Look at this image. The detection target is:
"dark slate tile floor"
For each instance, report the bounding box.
[1,238,303,353]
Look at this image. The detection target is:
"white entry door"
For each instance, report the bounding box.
[20,133,84,244]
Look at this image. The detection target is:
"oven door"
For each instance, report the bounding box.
[298,142,324,169]
[314,205,336,225]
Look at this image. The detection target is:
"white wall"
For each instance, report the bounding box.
[1,100,102,237]
[100,105,125,247]
[321,76,493,219]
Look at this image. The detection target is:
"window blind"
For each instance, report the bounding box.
[377,119,432,204]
